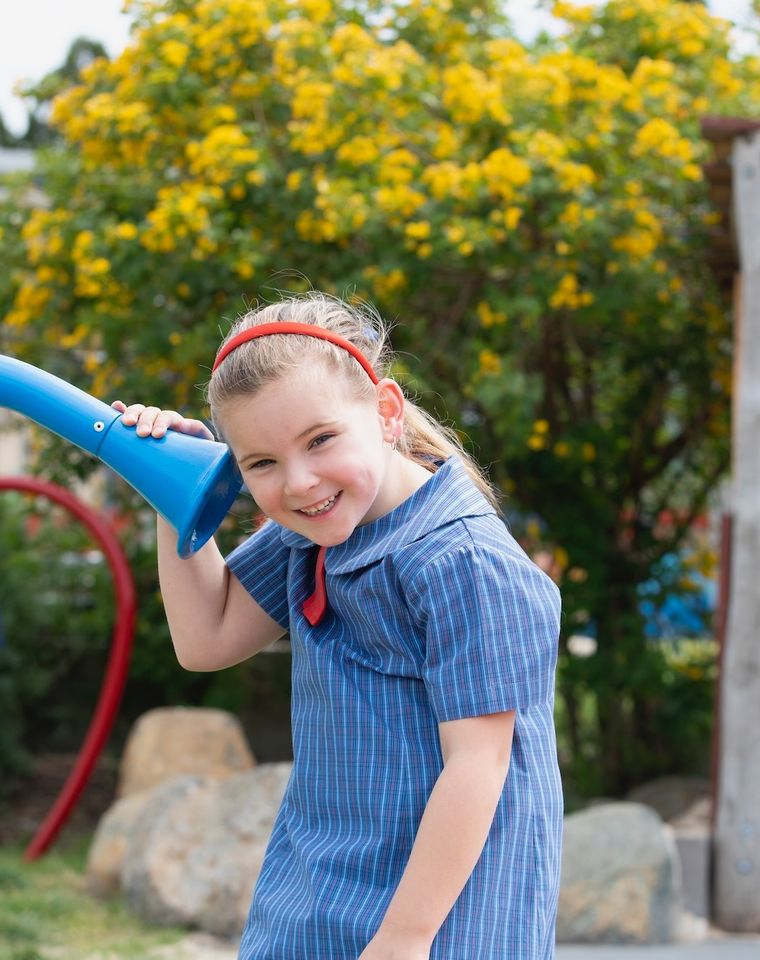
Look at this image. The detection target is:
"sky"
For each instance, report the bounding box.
[0,0,756,138]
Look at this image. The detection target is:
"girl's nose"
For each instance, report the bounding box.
[283,463,319,498]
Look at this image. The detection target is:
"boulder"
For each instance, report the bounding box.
[86,788,155,897]
[627,775,711,823]
[122,763,292,938]
[557,801,682,944]
[117,707,256,798]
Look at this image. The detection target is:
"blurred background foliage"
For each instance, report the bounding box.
[1,0,753,798]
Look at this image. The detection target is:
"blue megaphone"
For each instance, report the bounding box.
[0,355,242,557]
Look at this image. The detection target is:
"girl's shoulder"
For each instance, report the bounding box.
[397,510,530,575]
[395,513,561,621]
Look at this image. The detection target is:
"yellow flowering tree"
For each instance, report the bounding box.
[1,0,756,793]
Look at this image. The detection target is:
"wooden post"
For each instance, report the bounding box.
[713,130,760,931]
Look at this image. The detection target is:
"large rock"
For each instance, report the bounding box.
[117,707,256,797]
[122,763,292,938]
[627,775,711,823]
[86,788,156,897]
[557,801,682,944]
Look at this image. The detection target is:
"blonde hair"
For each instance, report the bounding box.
[207,292,499,507]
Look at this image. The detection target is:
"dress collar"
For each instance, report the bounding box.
[278,456,496,573]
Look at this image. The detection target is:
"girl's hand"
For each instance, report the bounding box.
[111,401,215,442]
[357,931,431,960]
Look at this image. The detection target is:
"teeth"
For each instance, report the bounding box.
[300,494,337,516]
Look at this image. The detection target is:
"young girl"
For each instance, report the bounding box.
[114,292,563,960]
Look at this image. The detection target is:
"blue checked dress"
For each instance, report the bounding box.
[226,456,563,959]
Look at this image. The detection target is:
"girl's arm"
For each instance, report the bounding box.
[114,402,286,671]
[359,710,516,960]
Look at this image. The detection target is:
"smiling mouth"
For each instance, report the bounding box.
[297,493,340,517]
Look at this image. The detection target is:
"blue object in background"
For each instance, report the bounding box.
[638,552,716,640]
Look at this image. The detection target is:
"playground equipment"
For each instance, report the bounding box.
[0,355,242,557]
[0,354,243,858]
[0,476,137,861]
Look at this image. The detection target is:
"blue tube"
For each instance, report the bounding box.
[0,355,121,456]
[0,354,243,557]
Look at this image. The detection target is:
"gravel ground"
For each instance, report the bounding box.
[146,931,760,960]
[151,934,238,959]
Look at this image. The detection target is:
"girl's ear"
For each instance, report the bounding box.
[376,378,405,443]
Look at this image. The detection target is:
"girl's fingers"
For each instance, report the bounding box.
[134,406,174,437]
[178,417,216,441]
[115,402,147,426]
[111,402,214,440]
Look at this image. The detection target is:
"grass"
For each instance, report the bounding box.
[0,837,187,960]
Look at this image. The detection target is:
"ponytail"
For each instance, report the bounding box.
[401,401,500,509]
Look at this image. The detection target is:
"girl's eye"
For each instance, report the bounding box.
[310,434,333,449]
[248,458,273,471]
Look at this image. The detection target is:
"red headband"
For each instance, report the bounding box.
[212,321,379,384]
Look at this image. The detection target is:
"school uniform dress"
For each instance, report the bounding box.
[227,456,563,960]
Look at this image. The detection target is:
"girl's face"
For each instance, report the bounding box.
[219,366,411,546]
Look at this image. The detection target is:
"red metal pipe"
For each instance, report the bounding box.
[0,477,137,860]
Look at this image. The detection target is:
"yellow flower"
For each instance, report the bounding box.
[233,260,255,279]
[405,221,432,240]
[442,62,509,124]
[375,185,426,217]
[445,224,466,245]
[559,202,583,228]
[549,274,594,310]
[161,40,190,69]
[478,349,502,377]
[612,230,658,259]
[477,301,507,328]
[337,136,380,166]
[552,2,595,24]
[557,161,595,193]
[368,268,407,299]
[35,265,57,283]
[481,148,531,201]
[632,118,694,164]
[379,149,419,186]
[89,257,111,275]
[114,222,138,240]
[504,207,522,230]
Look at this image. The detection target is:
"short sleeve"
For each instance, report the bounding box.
[225,521,291,630]
[408,543,562,720]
